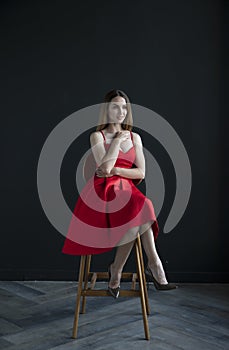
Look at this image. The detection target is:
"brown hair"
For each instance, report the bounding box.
[96,89,133,131]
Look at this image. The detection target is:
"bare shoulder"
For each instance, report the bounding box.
[90,131,103,145]
[132,132,143,146]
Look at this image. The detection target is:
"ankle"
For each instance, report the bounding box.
[111,262,123,274]
[148,259,161,270]
[109,264,122,288]
[147,260,168,285]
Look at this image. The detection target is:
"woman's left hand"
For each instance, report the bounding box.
[95,167,113,177]
[95,167,119,177]
[110,167,119,176]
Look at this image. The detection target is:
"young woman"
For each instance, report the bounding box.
[62,89,177,297]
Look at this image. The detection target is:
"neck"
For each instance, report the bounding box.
[105,123,123,133]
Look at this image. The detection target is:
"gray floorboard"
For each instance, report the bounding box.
[0,282,228,350]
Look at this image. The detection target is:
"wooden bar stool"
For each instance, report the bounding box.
[71,233,151,340]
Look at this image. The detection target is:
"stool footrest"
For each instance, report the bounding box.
[88,272,138,280]
[81,289,141,297]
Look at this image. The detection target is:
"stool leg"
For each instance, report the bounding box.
[72,255,86,339]
[135,239,150,340]
[81,255,91,314]
[137,235,150,315]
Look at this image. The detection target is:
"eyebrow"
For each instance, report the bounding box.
[111,103,127,107]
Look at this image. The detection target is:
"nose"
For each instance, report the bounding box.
[119,108,126,116]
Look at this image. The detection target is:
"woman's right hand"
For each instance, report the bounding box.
[114,131,130,143]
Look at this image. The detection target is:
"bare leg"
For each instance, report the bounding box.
[109,225,169,288]
[109,239,135,289]
[141,227,168,284]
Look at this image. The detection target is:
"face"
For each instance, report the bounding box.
[107,96,128,124]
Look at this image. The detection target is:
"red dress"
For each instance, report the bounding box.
[62,130,159,255]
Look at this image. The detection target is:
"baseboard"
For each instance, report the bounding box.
[0,269,228,283]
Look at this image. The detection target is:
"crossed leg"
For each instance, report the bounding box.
[108,225,168,289]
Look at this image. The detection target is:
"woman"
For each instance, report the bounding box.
[62,89,177,297]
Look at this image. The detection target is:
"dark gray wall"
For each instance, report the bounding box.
[1,0,228,282]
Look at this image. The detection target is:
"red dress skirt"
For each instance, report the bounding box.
[62,131,159,255]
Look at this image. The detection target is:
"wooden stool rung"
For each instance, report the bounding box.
[81,289,141,297]
[89,272,97,289]
[131,272,138,290]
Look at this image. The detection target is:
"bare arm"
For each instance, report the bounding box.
[111,133,145,180]
[90,131,129,175]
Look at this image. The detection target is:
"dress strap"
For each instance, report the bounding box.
[130,131,133,142]
[100,130,106,141]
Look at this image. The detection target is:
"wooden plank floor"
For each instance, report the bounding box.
[0,281,228,350]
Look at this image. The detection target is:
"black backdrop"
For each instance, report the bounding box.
[1,0,228,282]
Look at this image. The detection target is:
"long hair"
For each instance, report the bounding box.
[96,89,133,131]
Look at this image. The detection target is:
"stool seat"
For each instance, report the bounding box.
[72,233,151,340]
